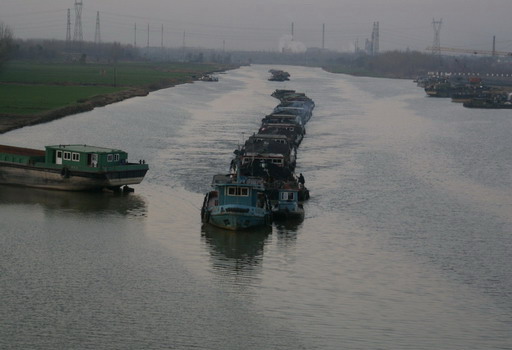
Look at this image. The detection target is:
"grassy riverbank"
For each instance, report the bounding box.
[0,61,237,133]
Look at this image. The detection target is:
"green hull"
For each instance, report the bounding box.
[0,162,148,191]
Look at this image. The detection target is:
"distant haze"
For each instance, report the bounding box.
[2,0,512,53]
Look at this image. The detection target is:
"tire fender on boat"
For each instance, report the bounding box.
[60,167,70,178]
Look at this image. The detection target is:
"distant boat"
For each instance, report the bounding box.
[0,144,148,191]
[424,81,455,97]
[201,174,272,231]
[463,92,512,109]
[268,69,290,81]
[199,74,219,82]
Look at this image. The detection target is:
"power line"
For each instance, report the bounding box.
[432,18,442,55]
[5,8,68,18]
[371,21,379,55]
[66,9,71,42]
[95,9,288,34]
[94,11,101,44]
[73,0,83,42]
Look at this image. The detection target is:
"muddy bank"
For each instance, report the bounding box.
[0,74,204,135]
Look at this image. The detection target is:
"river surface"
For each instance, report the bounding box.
[1,65,512,350]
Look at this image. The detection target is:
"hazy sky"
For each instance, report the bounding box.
[2,0,512,53]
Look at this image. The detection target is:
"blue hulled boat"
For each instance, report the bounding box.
[201,174,272,231]
[272,187,304,221]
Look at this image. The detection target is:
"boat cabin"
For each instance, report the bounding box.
[241,140,294,168]
[45,145,131,169]
[211,174,267,208]
[262,113,303,126]
[248,133,289,145]
[272,187,304,220]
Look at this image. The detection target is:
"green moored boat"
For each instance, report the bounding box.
[0,144,148,191]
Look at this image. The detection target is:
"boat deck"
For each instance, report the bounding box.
[0,145,45,157]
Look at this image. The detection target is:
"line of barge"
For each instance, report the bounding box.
[201,86,314,231]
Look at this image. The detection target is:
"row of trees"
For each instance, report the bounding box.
[11,39,140,63]
[9,39,235,65]
[325,50,512,79]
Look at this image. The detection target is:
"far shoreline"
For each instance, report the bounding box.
[0,87,149,135]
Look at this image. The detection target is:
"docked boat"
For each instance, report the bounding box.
[201,174,272,231]
[451,85,493,103]
[463,99,512,109]
[425,80,456,97]
[463,92,512,109]
[199,74,219,82]
[0,144,149,191]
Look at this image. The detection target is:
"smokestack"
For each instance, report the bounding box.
[291,22,294,41]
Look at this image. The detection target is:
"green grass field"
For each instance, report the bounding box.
[0,61,224,86]
[0,85,124,115]
[0,61,232,115]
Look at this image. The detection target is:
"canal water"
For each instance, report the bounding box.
[1,65,512,349]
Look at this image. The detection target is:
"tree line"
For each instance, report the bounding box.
[325,50,512,79]
[2,21,512,79]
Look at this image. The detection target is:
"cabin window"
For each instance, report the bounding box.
[72,153,80,162]
[281,192,295,201]
[226,186,249,197]
[114,154,120,162]
[272,159,283,164]
[63,151,71,160]
[107,154,113,162]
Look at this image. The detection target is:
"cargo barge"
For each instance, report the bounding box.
[0,144,148,191]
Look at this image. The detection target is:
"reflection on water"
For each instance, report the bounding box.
[274,220,303,234]
[0,184,147,217]
[2,65,512,349]
[201,224,271,274]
